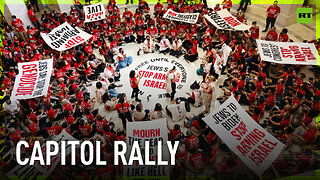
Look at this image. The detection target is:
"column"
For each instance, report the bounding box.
[4,0,34,29]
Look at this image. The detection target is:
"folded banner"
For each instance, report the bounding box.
[163,9,199,24]
[84,2,106,23]
[124,118,170,176]
[7,130,77,179]
[203,96,284,176]
[41,22,92,51]
[204,9,250,31]
[11,59,53,100]
[256,40,318,65]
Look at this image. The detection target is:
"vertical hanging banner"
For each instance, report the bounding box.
[163,9,199,24]
[40,22,92,51]
[11,59,53,100]
[256,40,318,65]
[203,96,284,176]
[84,2,106,23]
[124,118,170,177]
[204,9,251,31]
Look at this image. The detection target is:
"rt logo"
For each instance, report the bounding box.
[297,8,312,24]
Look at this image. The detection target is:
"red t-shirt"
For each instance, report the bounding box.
[147,27,158,36]
[96,120,107,134]
[115,103,130,113]
[185,134,199,150]
[11,19,24,32]
[250,26,259,39]
[267,5,280,18]
[170,129,181,140]
[267,31,278,41]
[279,33,288,42]
[47,126,63,136]
[130,77,138,88]
[28,10,38,22]
[47,108,56,120]
[103,131,115,142]
[189,153,205,171]
[79,124,92,136]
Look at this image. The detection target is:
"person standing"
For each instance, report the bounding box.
[129,70,142,102]
[27,4,40,30]
[115,94,133,130]
[11,15,27,41]
[165,66,180,101]
[237,0,251,13]
[201,75,216,114]
[262,1,280,32]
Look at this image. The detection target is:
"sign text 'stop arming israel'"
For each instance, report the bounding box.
[41,22,92,51]
[11,59,53,100]
[204,9,251,31]
[84,2,106,23]
[163,9,199,24]
[204,96,284,176]
[256,40,318,65]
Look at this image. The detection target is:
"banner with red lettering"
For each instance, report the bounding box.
[163,9,199,24]
[256,40,318,65]
[84,3,106,23]
[203,96,284,176]
[7,130,77,179]
[204,9,250,31]
[124,118,170,176]
[41,22,92,51]
[11,59,53,100]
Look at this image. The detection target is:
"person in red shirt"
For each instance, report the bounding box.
[46,122,63,136]
[184,131,199,150]
[27,4,40,29]
[129,70,142,102]
[185,44,198,62]
[115,94,132,129]
[278,28,289,42]
[263,26,278,41]
[263,1,281,32]
[11,15,27,41]
[250,21,259,39]
[154,1,163,16]
[167,123,181,141]
[78,119,93,137]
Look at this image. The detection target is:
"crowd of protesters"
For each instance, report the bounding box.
[0,0,320,178]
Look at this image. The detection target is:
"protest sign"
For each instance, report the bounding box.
[41,22,92,51]
[124,118,170,177]
[256,40,318,65]
[8,130,77,179]
[204,9,251,31]
[33,130,77,176]
[11,59,53,100]
[84,3,106,23]
[204,96,284,176]
[163,9,199,24]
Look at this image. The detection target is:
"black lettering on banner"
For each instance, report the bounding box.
[39,61,48,71]
[36,79,46,89]
[39,71,48,80]
[261,43,272,58]
[270,44,282,61]
[208,12,235,30]
[33,89,43,96]
[87,6,91,14]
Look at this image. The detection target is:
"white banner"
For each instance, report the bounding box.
[7,130,77,179]
[256,40,318,65]
[204,96,284,176]
[124,118,170,176]
[41,22,92,51]
[84,3,106,23]
[163,9,199,24]
[204,9,250,31]
[11,59,53,100]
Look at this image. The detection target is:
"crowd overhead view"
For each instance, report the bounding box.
[0,0,320,179]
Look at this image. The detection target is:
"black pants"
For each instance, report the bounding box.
[125,35,135,43]
[131,87,139,100]
[119,112,133,130]
[126,0,133,4]
[136,35,145,44]
[184,53,198,62]
[170,49,182,57]
[265,17,276,31]
[31,1,40,12]
[237,0,250,12]
[171,82,176,101]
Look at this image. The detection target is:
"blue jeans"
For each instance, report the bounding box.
[118,56,133,69]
